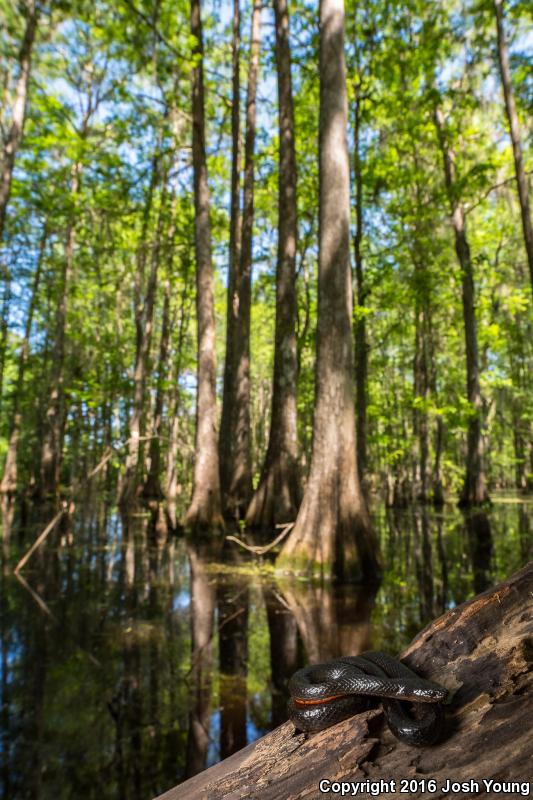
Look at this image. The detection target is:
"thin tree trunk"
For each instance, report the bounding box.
[143,280,171,500]
[39,161,82,498]
[277,0,380,579]
[352,91,367,482]
[0,272,11,408]
[166,286,193,527]
[434,108,489,507]
[1,224,46,499]
[494,0,533,293]
[120,153,163,504]
[220,0,261,519]
[246,0,300,530]
[412,293,430,503]
[0,0,40,242]
[426,306,445,506]
[432,415,445,506]
[184,0,223,530]
[219,0,242,513]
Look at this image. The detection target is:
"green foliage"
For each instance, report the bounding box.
[0,0,531,505]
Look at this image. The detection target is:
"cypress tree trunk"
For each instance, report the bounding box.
[434,108,489,507]
[184,0,223,531]
[277,0,380,580]
[220,0,261,519]
[219,0,243,514]
[0,0,40,242]
[246,0,300,529]
[494,0,533,294]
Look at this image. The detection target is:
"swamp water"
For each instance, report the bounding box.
[0,497,531,799]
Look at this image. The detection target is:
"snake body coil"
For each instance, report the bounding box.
[288,651,447,747]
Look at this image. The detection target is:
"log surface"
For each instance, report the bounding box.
[158,562,533,800]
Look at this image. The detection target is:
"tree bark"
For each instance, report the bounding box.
[494,0,533,294]
[0,0,40,243]
[220,0,261,519]
[1,224,46,499]
[277,0,380,579]
[246,0,300,530]
[434,108,489,507]
[219,0,243,517]
[184,0,223,531]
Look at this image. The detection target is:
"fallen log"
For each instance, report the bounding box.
[157,562,533,800]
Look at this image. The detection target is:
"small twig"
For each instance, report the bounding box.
[271,589,292,612]
[14,507,67,574]
[225,522,294,556]
[87,447,115,480]
[465,170,533,216]
[218,606,246,632]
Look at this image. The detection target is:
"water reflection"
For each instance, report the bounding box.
[264,587,299,728]
[185,542,216,779]
[217,547,249,760]
[464,510,493,594]
[0,497,530,799]
[278,580,378,663]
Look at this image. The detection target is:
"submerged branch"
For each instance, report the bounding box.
[225,522,294,555]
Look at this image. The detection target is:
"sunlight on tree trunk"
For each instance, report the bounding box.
[184,0,223,531]
[246,0,300,531]
[220,0,261,520]
[277,0,380,580]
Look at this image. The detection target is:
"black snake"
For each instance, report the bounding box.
[288,651,448,746]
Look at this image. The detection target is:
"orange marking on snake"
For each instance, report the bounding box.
[293,694,347,706]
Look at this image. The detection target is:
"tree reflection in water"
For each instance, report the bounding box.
[0,497,530,798]
[185,542,216,779]
[464,509,493,595]
[217,544,249,760]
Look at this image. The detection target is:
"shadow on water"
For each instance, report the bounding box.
[0,495,531,798]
